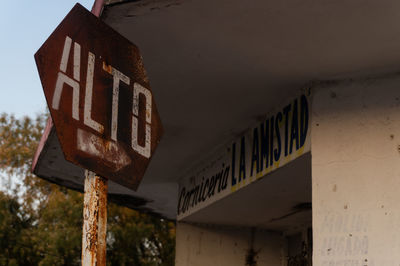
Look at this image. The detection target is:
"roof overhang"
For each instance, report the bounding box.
[33,0,400,221]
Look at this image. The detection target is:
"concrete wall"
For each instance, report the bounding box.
[175,222,284,266]
[312,76,400,265]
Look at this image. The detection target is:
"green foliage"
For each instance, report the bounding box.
[0,191,40,266]
[0,113,175,265]
[36,189,83,266]
[107,205,175,266]
[0,113,51,208]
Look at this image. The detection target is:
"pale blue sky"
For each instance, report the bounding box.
[0,1,94,118]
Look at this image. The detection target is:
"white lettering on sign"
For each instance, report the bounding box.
[102,64,130,141]
[52,36,80,121]
[132,83,152,158]
[53,36,153,159]
[84,52,104,133]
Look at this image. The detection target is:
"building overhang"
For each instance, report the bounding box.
[33,0,400,223]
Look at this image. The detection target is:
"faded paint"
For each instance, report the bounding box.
[132,82,152,158]
[312,76,400,265]
[34,3,163,190]
[76,128,131,170]
[84,51,104,134]
[82,171,108,266]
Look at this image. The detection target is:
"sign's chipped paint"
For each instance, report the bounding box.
[77,128,131,171]
[34,4,163,190]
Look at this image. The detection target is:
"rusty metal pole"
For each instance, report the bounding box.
[82,170,108,265]
[81,2,107,266]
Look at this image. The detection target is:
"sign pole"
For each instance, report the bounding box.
[82,170,108,266]
[34,2,163,264]
[81,3,107,266]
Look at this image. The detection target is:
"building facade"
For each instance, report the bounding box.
[34,0,400,265]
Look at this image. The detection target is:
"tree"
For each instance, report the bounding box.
[0,113,175,265]
[0,113,49,207]
[107,205,175,266]
[35,189,83,266]
[0,191,40,266]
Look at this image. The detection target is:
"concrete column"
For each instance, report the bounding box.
[175,222,284,266]
[312,76,400,265]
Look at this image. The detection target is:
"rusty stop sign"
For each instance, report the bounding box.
[35,4,163,190]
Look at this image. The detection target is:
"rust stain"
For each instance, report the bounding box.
[245,248,259,266]
[35,3,163,192]
[97,175,107,266]
[102,61,112,74]
[82,171,107,266]
[245,228,259,266]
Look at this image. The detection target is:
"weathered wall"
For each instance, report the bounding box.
[312,75,400,265]
[175,222,284,266]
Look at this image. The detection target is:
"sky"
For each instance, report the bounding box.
[0,1,95,118]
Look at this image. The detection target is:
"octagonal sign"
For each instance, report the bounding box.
[35,4,163,190]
